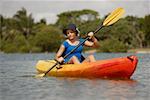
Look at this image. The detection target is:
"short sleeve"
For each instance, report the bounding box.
[62,41,68,48]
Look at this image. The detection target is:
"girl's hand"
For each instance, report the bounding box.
[57,57,64,63]
[87,32,94,39]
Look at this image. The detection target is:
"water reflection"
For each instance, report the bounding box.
[43,77,139,100]
[102,79,138,100]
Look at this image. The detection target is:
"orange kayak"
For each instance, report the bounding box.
[36,55,138,79]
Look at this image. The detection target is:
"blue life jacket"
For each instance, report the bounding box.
[62,38,85,63]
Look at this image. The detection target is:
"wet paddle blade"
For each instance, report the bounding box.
[103,7,125,26]
[35,73,45,78]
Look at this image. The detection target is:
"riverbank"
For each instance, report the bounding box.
[1,48,150,54]
[84,48,150,54]
[128,48,150,53]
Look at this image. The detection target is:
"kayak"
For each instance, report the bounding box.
[36,55,138,79]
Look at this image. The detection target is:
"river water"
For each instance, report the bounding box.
[0,53,150,100]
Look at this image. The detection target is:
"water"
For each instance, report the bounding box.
[0,53,150,100]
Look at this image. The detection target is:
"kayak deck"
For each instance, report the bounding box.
[36,55,138,79]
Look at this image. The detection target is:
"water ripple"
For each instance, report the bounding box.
[0,53,150,100]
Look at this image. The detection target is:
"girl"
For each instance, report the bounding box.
[55,24,99,64]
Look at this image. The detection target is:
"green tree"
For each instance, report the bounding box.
[56,9,99,30]
[125,16,145,48]
[13,8,34,39]
[33,24,63,52]
[142,15,150,47]
[104,16,146,49]
[99,38,128,52]
[1,8,150,53]
[0,15,21,52]
[0,15,3,39]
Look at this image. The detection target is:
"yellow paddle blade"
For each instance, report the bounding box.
[103,7,125,26]
[35,73,45,78]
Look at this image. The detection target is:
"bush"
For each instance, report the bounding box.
[2,34,31,53]
[3,43,18,53]
[30,46,42,53]
[33,25,63,52]
[99,39,128,52]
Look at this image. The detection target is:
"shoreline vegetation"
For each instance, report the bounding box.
[127,48,150,53]
[85,48,150,54]
[0,8,150,53]
[1,48,150,54]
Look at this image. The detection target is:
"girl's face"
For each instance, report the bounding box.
[66,30,77,40]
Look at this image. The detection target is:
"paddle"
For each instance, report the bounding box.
[36,7,125,78]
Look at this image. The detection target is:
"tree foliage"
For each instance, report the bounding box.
[56,9,99,29]
[13,8,35,39]
[0,8,150,53]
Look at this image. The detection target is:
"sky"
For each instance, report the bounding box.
[0,0,150,24]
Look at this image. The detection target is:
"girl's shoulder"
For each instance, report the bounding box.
[62,40,69,47]
[62,40,68,44]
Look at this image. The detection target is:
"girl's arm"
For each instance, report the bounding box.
[55,45,65,62]
[84,32,100,48]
